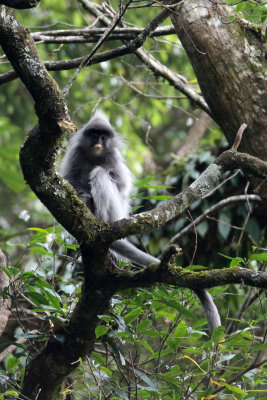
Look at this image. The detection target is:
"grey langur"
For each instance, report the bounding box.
[60,111,221,334]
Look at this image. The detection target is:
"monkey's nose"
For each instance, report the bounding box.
[94,144,103,152]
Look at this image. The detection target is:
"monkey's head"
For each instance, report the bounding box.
[80,111,121,161]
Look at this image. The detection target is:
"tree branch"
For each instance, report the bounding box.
[1,2,265,398]
[79,0,212,115]
[109,264,267,291]
[0,6,107,245]
[169,194,261,243]
[31,25,177,43]
[0,0,212,115]
[0,0,40,8]
[103,149,267,244]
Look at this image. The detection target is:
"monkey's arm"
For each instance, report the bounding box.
[65,174,94,209]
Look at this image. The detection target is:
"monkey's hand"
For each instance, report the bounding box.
[78,191,93,209]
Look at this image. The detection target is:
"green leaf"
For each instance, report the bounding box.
[148,348,173,361]
[124,307,143,324]
[42,287,61,309]
[196,221,208,238]
[230,257,245,267]
[95,325,109,338]
[27,292,50,306]
[153,298,196,321]
[139,184,172,189]
[173,322,188,338]
[141,195,173,200]
[140,339,154,353]
[30,246,48,255]
[185,265,207,271]
[223,382,247,396]
[97,315,112,323]
[218,253,245,266]
[4,391,19,397]
[250,253,267,262]
[210,325,225,343]
[63,244,79,251]
[135,175,154,187]
[246,218,261,242]
[28,227,50,234]
[218,211,231,240]
[0,265,12,278]
[134,369,158,391]
[218,253,236,260]
[254,342,267,351]
[91,351,105,365]
[32,305,63,312]
[113,388,128,400]
[142,329,161,337]
[6,356,20,372]
[236,2,246,12]
[154,372,182,389]
[100,366,112,377]
[136,319,150,333]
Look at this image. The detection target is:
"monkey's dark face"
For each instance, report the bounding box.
[82,128,116,160]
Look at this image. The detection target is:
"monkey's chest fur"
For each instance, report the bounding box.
[78,160,131,223]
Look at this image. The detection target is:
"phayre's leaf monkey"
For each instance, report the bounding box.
[60,111,221,333]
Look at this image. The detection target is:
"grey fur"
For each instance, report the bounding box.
[60,110,221,334]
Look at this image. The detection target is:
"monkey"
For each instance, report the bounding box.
[60,110,221,334]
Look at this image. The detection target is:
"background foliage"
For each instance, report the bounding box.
[0,0,266,399]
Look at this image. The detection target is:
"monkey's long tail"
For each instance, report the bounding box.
[111,239,159,268]
[111,239,221,334]
[194,289,221,334]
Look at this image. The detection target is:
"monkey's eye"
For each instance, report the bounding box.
[91,133,99,140]
[101,135,107,142]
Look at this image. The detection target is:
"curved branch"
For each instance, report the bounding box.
[0,1,211,115]
[1,4,265,399]
[31,25,177,43]
[170,194,261,243]
[110,264,267,291]
[0,46,207,115]
[79,0,212,115]
[0,6,107,245]
[104,149,267,243]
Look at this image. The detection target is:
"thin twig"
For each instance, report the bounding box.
[232,123,247,150]
[63,0,133,95]
[79,0,212,115]
[203,170,241,199]
[169,194,261,244]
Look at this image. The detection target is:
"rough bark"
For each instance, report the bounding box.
[170,0,267,160]
[0,3,266,398]
[22,251,115,400]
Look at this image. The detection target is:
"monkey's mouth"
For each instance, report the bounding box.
[93,144,103,154]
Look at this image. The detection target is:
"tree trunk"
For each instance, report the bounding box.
[171,0,267,161]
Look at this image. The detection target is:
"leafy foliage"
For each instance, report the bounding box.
[0,226,266,398]
[0,0,266,399]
